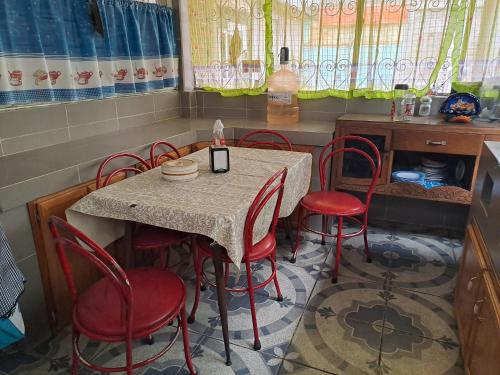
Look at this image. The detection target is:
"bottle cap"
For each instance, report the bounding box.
[280,47,290,64]
[394,84,409,90]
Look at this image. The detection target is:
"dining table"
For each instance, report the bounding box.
[66,146,312,365]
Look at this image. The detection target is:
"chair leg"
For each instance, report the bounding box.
[290,204,304,263]
[125,335,133,375]
[141,334,155,345]
[321,215,327,245]
[180,307,198,375]
[332,216,343,284]
[160,247,170,269]
[284,216,291,240]
[363,226,372,263]
[245,261,261,350]
[71,327,79,375]
[224,262,230,286]
[189,250,202,324]
[271,256,283,302]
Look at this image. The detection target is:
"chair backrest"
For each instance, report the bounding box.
[48,216,131,309]
[237,130,293,151]
[243,167,288,255]
[96,152,150,189]
[149,140,181,168]
[319,135,381,205]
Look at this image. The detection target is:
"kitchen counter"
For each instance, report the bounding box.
[0,118,334,211]
[485,141,500,164]
[339,113,500,133]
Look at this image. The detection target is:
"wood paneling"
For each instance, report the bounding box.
[28,182,95,331]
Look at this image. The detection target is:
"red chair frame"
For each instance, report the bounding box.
[95,152,189,268]
[95,152,150,189]
[149,140,182,168]
[189,167,288,350]
[291,136,381,283]
[48,216,196,375]
[236,130,293,151]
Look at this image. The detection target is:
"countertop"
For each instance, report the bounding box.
[338,114,500,133]
[485,141,500,165]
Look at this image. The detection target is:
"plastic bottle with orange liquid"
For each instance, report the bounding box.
[267,47,300,125]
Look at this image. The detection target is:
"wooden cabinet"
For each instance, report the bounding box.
[455,220,500,375]
[332,114,500,205]
[336,125,392,186]
[455,223,490,354]
[465,273,500,375]
[455,224,485,352]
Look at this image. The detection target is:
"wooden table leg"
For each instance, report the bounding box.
[124,221,134,268]
[211,245,232,366]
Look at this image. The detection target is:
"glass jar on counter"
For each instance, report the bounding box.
[391,84,409,121]
[402,91,416,120]
[418,95,432,116]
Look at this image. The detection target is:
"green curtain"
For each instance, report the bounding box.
[189,0,494,99]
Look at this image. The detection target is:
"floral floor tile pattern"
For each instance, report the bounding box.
[0,225,464,375]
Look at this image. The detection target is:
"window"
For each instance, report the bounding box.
[457,0,499,92]
[188,0,269,94]
[188,0,499,98]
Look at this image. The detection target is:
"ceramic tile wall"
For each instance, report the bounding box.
[0,91,181,157]
[183,92,447,121]
[0,90,181,343]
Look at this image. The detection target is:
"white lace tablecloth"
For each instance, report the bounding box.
[66,147,312,268]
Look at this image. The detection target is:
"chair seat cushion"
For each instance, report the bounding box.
[133,225,188,249]
[75,268,185,338]
[197,232,276,263]
[301,191,366,216]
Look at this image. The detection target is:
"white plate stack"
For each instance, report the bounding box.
[421,158,448,182]
[161,159,199,181]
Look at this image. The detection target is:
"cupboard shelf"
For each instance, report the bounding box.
[336,181,472,204]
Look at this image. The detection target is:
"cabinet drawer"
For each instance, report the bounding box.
[393,130,483,155]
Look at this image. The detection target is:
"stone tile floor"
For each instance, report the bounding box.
[0,225,464,375]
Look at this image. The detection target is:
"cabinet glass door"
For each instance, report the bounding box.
[336,127,391,186]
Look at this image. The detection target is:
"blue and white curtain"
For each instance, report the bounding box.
[0,0,178,105]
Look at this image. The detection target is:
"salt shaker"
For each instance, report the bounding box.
[418,95,432,117]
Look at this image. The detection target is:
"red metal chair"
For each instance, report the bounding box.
[48,216,197,375]
[291,136,381,283]
[189,167,288,351]
[236,130,293,151]
[96,152,189,268]
[149,140,182,168]
[237,130,294,245]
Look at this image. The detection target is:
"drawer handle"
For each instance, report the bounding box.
[426,140,447,146]
[467,276,478,291]
[473,299,485,315]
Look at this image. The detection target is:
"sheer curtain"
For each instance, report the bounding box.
[273,0,464,98]
[188,0,271,95]
[455,0,499,96]
[187,0,497,98]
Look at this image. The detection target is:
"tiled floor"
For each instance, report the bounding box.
[0,225,464,375]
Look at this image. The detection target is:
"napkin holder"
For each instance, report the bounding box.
[209,146,230,173]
